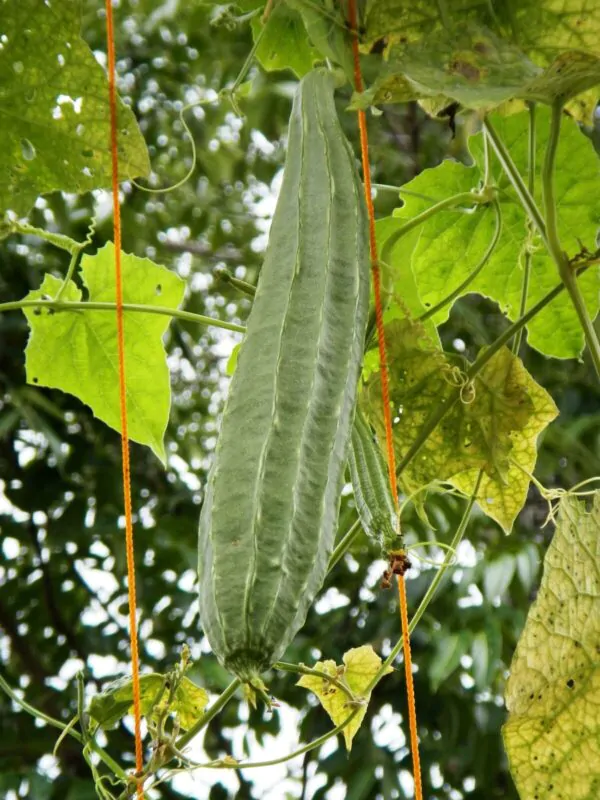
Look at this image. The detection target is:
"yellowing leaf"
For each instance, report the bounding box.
[362,319,558,531]
[297,645,393,750]
[504,492,600,800]
[88,673,208,731]
[0,0,150,216]
[172,677,209,730]
[23,243,185,463]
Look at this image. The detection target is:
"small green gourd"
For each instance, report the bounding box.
[198,69,370,683]
[348,407,401,555]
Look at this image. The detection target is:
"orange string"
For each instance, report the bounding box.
[346,3,423,798]
[104,2,144,795]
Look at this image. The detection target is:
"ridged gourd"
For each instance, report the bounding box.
[198,69,370,682]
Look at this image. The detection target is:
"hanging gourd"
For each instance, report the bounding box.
[198,68,370,684]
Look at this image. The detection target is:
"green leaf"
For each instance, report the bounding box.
[353,24,600,122]
[515,543,539,592]
[250,2,320,77]
[361,318,558,531]
[226,343,241,376]
[503,492,600,800]
[23,243,185,463]
[88,673,165,730]
[429,631,470,691]
[287,0,354,79]
[297,645,392,750]
[88,673,208,731]
[363,1,600,120]
[471,625,502,692]
[0,0,150,217]
[382,109,600,359]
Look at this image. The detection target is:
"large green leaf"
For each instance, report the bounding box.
[354,25,600,122]
[504,492,600,800]
[245,1,320,77]
[380,109,600,359]
[361,318,558,531]
[23,243,185,462]
[0,0,150,216]
[361,1,600,121]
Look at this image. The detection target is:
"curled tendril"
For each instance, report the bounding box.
[510,459,600,526]
[130,99,216,194]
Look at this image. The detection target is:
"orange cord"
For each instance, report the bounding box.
[104,2,144,795]
[346,3,423,798]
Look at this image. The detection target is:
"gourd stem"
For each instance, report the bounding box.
[482,116,547,245]
[513,103,536,356]
[327,518,362,572]
[418,198,502,322]
[0,673,127,781]
[542,101,600,379]
[366,470,483,690]
[175,678,242,749]
[214,268,256,298]
[0,298,245,334]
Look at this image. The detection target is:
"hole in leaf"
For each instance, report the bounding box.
[32,377,39,383]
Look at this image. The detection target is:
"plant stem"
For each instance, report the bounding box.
[542,101,600,378]
[0,672,127,781]
[372,183,437,203]
[380,190,491,265]
[175,678,241,749]
[327,518,362,572]
[366,470,483,690]
[214,268,256,298]
[419,199,502,322]
[513,103,536,356]
[483,116,547,245]
[274,662,357,702]
[11,220,82,254]
[0,298,245,334]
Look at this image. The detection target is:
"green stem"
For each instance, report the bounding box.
[419,198,502,322]
[542,101,600,378]
[366,470,483,691]
[0,298,245,334]
[274,662,357,702]
[513,103,536,356]
[214,268,256,298]
[327,518,362,572]
[176,678,241,749]
[372,183,438,203]
[483,116,547,245]
[380,190,491,265]
[0,673,127,781]
[11,221,82,254]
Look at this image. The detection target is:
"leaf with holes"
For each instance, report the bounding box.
[297,645,393,751]
[361,318,558,531]
[353,23,600,123]
[22,243,185,463]
[0,0,150,216]
[362,0,600,120]
[88,673,208,731]
[504,492,600,800]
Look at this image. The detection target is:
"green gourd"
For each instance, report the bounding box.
[198,69,370,683]
[348,408,401,555]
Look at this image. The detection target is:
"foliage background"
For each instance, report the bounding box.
[0,1,599,798]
